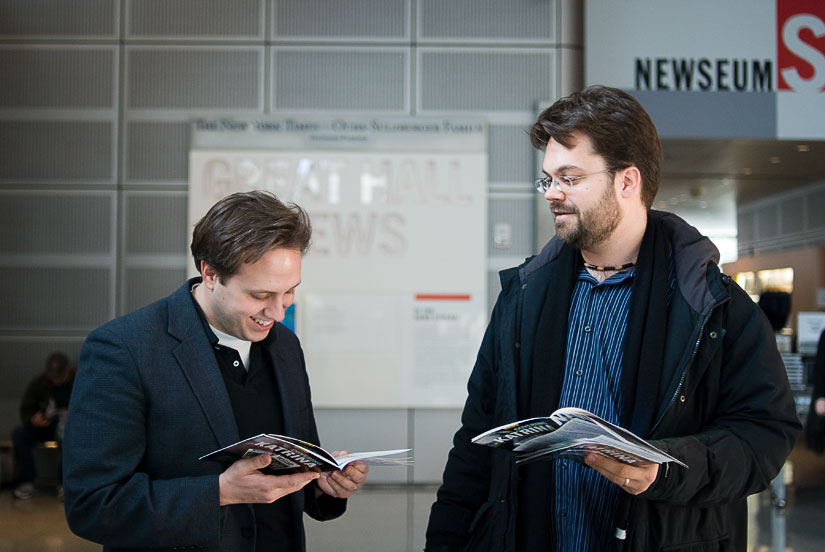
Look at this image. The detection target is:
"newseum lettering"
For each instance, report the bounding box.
[635,58,773,92]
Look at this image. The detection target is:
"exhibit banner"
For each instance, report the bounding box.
[188,116,487,407]
[585,0,825,139]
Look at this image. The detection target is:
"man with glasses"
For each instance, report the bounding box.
[425,85,800,551]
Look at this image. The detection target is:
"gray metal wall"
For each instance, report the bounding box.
[0,0,583,490]
[738,180,825,256]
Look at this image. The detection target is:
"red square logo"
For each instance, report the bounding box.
[777,0,825,91]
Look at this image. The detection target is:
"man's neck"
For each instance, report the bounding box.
[581,209,647,280]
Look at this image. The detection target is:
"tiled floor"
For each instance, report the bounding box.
[1,458,823,551]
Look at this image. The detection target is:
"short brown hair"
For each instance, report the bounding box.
[191,190,312,280]
[529,85,663,209]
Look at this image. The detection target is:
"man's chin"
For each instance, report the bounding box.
[554,224,579,246]
[247,330,271,342]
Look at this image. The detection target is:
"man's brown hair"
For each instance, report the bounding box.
[530,85,663,209]
[190,190,311,280]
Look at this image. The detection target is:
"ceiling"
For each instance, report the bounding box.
[657,138,825,208]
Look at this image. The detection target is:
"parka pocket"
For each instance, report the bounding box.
[463,500,500,552]
[467,499,492,534]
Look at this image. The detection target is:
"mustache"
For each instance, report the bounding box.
[550,202,578,214]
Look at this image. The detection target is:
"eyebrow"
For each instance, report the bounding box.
[249,280,302,295]
[543,164,584,176]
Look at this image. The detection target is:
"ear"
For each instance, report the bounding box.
[617,166,643,200]
[200,261,220,290]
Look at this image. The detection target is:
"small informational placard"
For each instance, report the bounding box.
[797,312,825,355]
[188,116,488,407]
[405,294,488,406]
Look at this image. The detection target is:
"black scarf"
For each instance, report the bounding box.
[516,214,671,549]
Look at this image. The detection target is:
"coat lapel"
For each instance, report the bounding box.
[167,280,239,447]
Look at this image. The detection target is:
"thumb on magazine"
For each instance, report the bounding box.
[249,453,272,470]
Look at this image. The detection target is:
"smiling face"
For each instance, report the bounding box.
[542,132,622,251]
[197,248,302,342]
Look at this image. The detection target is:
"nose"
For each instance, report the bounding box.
[544,182,564,201]
[263,299,285,323]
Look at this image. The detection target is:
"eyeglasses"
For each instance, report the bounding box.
[535,168,614,193]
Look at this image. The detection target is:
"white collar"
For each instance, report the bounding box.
[209,325,252,370]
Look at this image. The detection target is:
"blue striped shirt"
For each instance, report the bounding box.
[554,267,635,552]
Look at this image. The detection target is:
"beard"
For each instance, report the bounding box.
[552,181,621,250]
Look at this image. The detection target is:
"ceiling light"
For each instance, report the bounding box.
[769,156,781,164]
[797,144,810,152]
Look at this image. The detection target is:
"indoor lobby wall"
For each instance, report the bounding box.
[0,0,583,503]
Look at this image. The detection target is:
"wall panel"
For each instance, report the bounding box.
[0,0,117,38]
[127,0,263,39]
[124,193,189,254]
[126,121,190,182]
[127,47,263,110]
[488,124,534,184]
[0,47,116,109]
[123,267,187,314]
[0,192,112,255]
[739,181,825,255]
[419,49,554,112]
[0,121,113,182]
[806,188,825,230]
[273,0,407,40]
[419,0,553,41]
[273,48,407,111]
[0,267,112,331]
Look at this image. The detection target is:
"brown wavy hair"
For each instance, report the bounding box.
[191,190,311,280]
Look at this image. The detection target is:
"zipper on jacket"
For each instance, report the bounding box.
[648,295,729,436]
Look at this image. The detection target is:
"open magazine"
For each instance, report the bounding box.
[472,407,687,468]
[200,433,412,473]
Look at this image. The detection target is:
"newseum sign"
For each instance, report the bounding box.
[586,0,825,139]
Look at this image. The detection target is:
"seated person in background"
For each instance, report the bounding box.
[12,351,74,500]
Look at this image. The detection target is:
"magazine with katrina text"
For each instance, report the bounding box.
[200,433,412,473]
[472,407,687,467]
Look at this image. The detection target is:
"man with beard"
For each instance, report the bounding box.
[425,85,800,551]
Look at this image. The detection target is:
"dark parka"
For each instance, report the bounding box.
[426,211,801,552]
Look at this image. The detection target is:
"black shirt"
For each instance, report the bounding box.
[190,291,297,551]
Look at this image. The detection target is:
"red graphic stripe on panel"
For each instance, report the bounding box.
[415,294,471,301]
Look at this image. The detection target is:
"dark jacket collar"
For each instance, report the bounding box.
[515,210,722,315]
[167,277,208,343]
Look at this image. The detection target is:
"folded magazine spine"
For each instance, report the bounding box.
[199,433,413,473]
[199,434,340,473]
[472,408,688,468]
